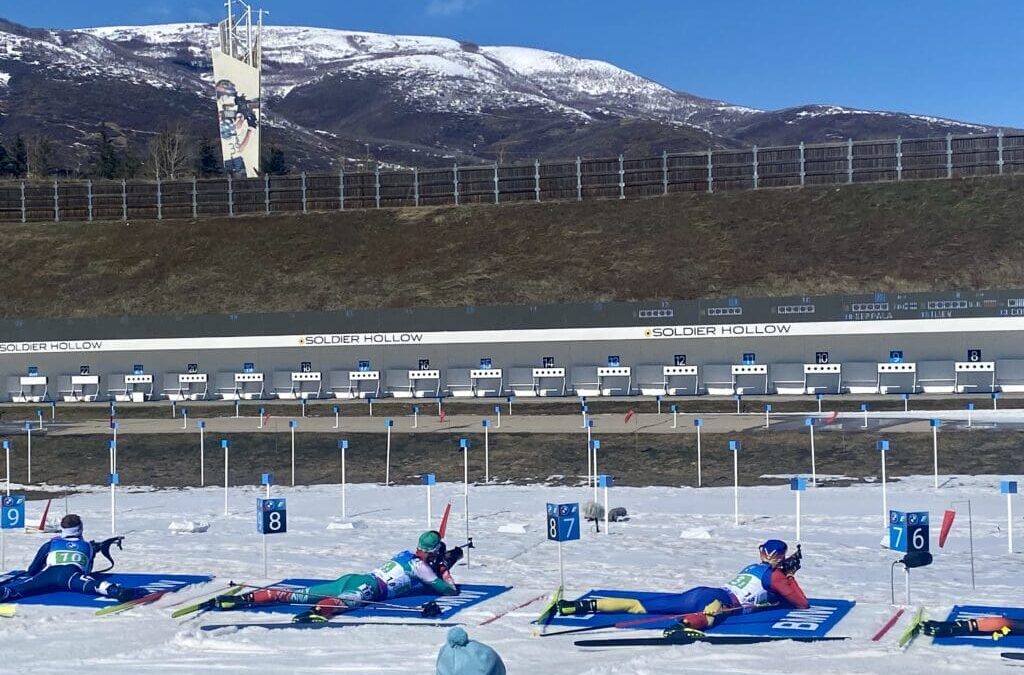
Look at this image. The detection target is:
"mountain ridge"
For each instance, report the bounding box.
[0,18,1006,172]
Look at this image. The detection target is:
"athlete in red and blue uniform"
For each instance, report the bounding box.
[558,539,809,630]
[0,514,145,603]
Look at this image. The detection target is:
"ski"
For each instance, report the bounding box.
[171,584,243,619]
[200,620,461,632]
[1002,653,1024,662]
[574,634,849,647]
[530,586,563,636]
[96,589,171,616]
[872,607,906,642]
[479,592,548,626]
[0,604,15,618]
[897,607,926,648]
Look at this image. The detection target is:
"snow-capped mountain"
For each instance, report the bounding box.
[0,18,1002,173]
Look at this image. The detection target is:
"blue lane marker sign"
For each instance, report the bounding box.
[546,502,580,542]
[889,510,929,553]
[1,495,25,529]
[257,498,287,534]
[422,473,436,486]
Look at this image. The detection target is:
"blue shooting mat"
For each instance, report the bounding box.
[241,579,510,620]
[932,605,1024,648]
[545,589,854,638]
[0,571,212,608]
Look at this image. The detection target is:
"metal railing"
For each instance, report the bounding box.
[1,131,1022,223]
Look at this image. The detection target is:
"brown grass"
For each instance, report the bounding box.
[1,175,1023,319]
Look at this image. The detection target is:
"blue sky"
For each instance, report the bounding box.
[5,0,1022,126]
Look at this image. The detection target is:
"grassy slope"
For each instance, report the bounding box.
[2,175,1023,319]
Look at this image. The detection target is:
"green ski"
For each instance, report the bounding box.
[897,607,926,648]
[171,584,243,619]
[531,587,564,636]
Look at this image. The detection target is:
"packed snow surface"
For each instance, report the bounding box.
[1,474,1019,673]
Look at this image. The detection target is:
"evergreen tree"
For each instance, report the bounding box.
[92,125,121,179]
[195,138,223,177]
[261,146,289,176]
[0,141,11,177]
[12,135,27,178]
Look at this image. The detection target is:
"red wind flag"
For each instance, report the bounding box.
[939,509,956,548]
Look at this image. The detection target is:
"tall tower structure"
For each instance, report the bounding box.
[212,1,263,178]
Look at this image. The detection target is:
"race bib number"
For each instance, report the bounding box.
[48,550,87,567]
[373,560,412,594]
[724,572,767,605]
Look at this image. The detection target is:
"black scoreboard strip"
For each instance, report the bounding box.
[1,289,1022,343]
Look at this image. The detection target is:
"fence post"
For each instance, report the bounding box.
[493,163,499,204]
[339,168,345,210]
[618,154,625,199]
[20,181,26,223]
[87,179,93,222]
[156,177,162,220]
[997,129,1005,175]
[265,173,271,214]
[534,159,540,202]
[191,177,198,218]
[945,133,953,179]
[896,135,903,181]
[575,156,582,201]
[121,179,128,221]
[453,162,459,206]
[52,180,59,222]
[799,142,806,187]
[413,167,419,207]
[847,139,854,184]
[662,150,668,195]
[706,148,713,193]
[752,145,759,189]
[302,171,308,213]
[374,166,381,209]
[227,175,234,216]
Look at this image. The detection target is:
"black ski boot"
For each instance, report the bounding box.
[557,599,599,616]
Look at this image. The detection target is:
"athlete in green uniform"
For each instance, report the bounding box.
[213,531,461,622]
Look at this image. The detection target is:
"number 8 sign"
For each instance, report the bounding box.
[257,498,287,534]
[546,502,580,542]
[2,495,25,529]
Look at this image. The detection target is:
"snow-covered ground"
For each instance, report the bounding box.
[1,474,1020,673]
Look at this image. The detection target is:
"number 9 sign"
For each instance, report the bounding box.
[2,495,25,529]
[257,498,287,535]
[546,502,580,542]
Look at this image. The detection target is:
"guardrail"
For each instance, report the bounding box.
[1,131,1022,223]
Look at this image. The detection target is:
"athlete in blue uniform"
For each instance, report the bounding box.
[558,540,809,630]
[0,514,146,603]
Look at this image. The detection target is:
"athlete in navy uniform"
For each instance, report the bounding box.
[0,514,146,603]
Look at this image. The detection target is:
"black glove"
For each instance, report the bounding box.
[779,545,802,575]
[443,546,464,568]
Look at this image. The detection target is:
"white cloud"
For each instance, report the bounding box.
[425,0,480,16]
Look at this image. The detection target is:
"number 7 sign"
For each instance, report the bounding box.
[546,502,580,542]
